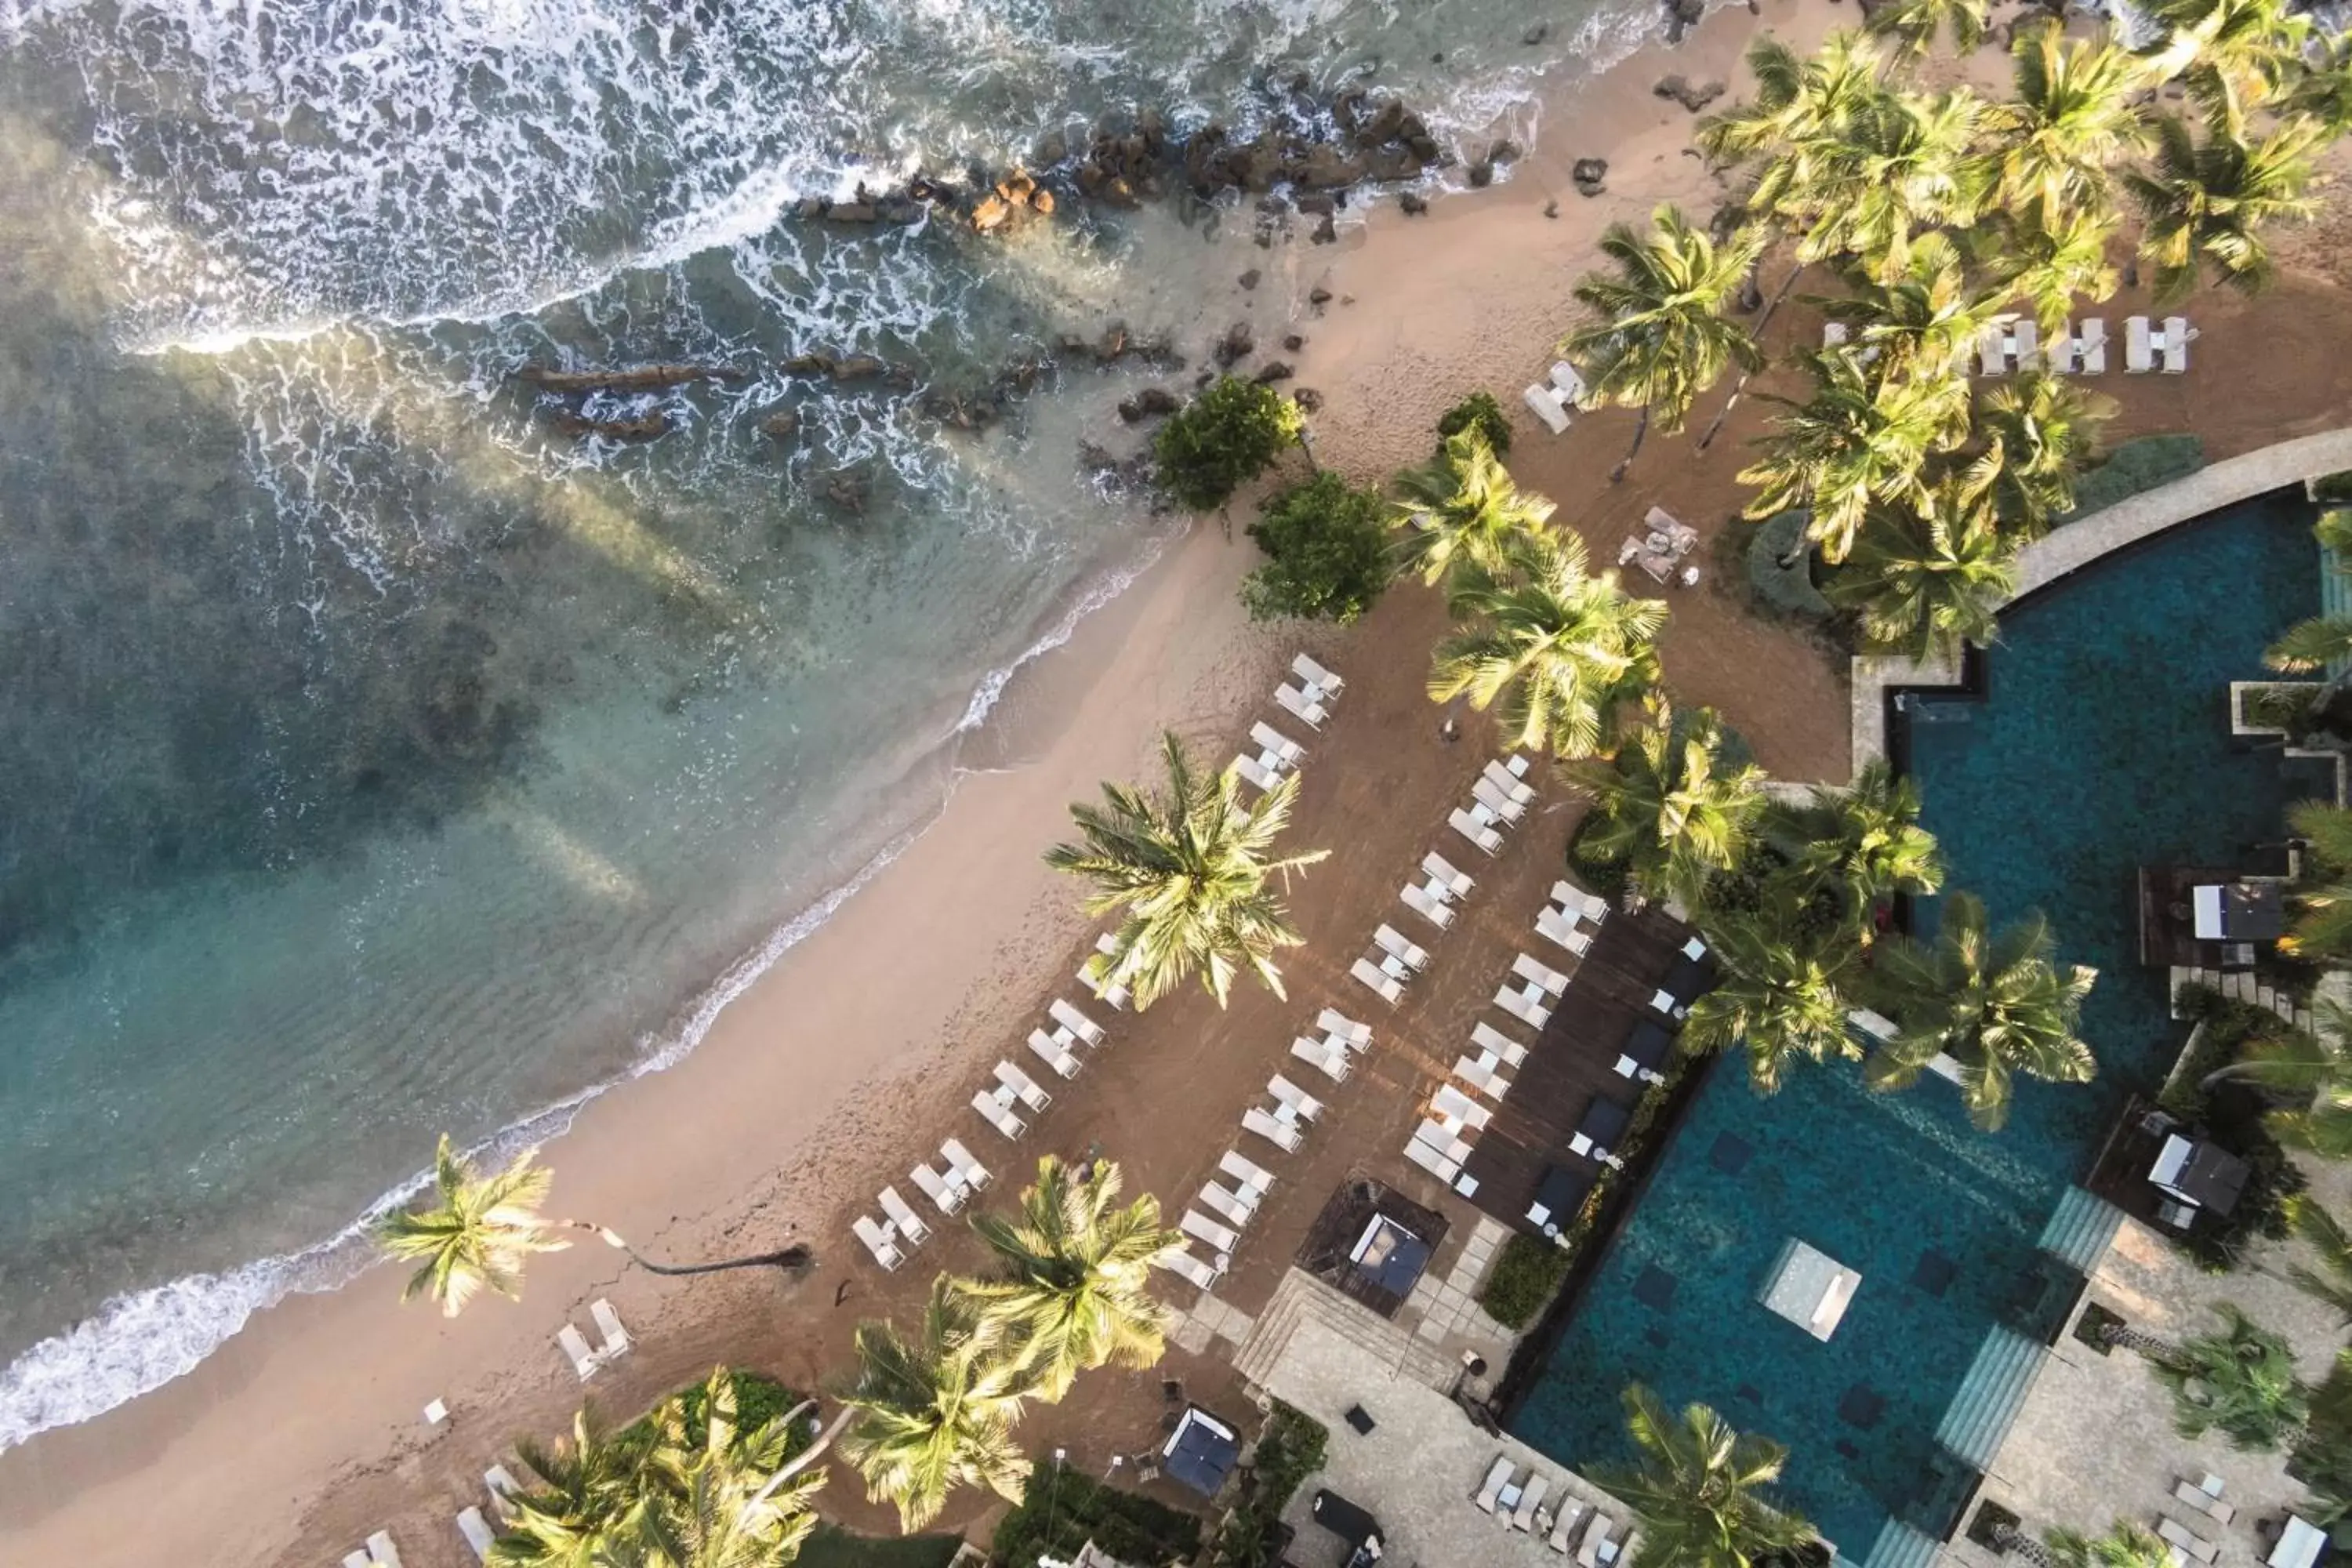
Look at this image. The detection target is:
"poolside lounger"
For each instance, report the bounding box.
[1243,1105,1303,1152]
[1515,952,1570,996]
[1352,956,1403,1005]
[1823,320,1849,349]
[1027,1029,1082,1080]
[1472,775,1527,823]
[1450,808,1504,855]
[1291,1035,1351,1081]
[1080,932,1132,1008]
[1047,997,1105,1047]
[2009,318,2039,373]
[1275,681,1328,728]
[1523,382,1572,434]
[1269,1074,1325,1120]
[1222,1149,1276,1195]
[1318,1007,1373,1049]
[1551,879,1609,923]
[1475,1455,1515,1512]
[1294,652,1344,695]
[368,1531,407,1568]
[1456,1052,1512,1100]
[1978,323,2008,376]
[1250,720,1305,764]
[2047,327,2079,375]
[1537,908,1593,956]
[1181,1207,1241,1254]
[854,1215,906,1272]
[1473,1020,1530,1065]
[1156,1243,1225,1290]
[1515,1474,1551,1531]
[1496,1467,1529,1517]
[2126,315,2154,373]
[458,1506,495,1563]
[485,1467,521,1513]
[347,1552,373,1568]
[1551,361,1589,403]
[1433,1084,1493,1131]
[557,1323,601,1381]
[1404,1135,1461,1182]
[1402,880,1455,929]
[1374,924,1430,971]
[2174,1480,2238,1523]
[1649,986,1686,1022]
[1200,1180,1258,1227]
[1483,759,1537,805]
[1234,752,1281,793]
[973,1086,1029,1140]
[1414,1120,1474,1165]
[942,1138,991,1192]
[2161,315,2194,373]
[1497,985,1552,1030]
[1849,1007,1897,1043]
[879,1185,931,1245]
[2078,317,2107,374]
[1424,851,1475,899]
[994,1060,1052,1113]
[1550,1501,1591,1555]
[911,1160,964,1214]
[2157,1519,2218,1564]
[1579,1515,1618,1567]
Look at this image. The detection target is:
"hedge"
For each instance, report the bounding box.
[1479,1232,1573,1330]
[2061,434,2205,521]
[1745,510,1833,620]
[990,1468,1202,1568]
[798,1526,964,1568]
[1213,1401,1330,1566]
[1436,390,1512,456]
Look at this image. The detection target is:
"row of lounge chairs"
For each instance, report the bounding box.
[855,1138,992,1270]
[1276,652,1345,730]
[1474,1454,1627,1561]
[1832,314,2197,376]
[555,1298,632,1381]
[1523,360,1588,436]
[1449,754,1533,858]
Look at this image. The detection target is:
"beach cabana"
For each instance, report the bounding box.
[1163,1406,1241,1497]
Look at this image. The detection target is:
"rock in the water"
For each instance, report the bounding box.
[1036,132,1068,167]
[971,194,1014,233]
[1029,188,1055,215]
[833,355,887,381]
[1467,160,1494,188]
[825,470,870,512]
[1102,176,1139,207]
[784,352,838,376]
[1665,0,1707,38]
[1214,321,1255,368]
[1356,98,1407,147]
[1488,138,1524,165]
[517,363,747,394]
[1294,192,1337,216]
[1523,21,1550,43]
[549,409,670,441]
[1654,74,1726,112]
[1308,285,1333,306]
[1281,333,1304,352]
[1253,361,1294,383]
[1544,198,1560,219]
[761,410,800,439]
[1116,397,1146,425]
[1239,268,1261,290]
[1572,158,1608,196]
[1400,190,1428,216]
[1134,386,1180,416]
[1294,143,1368,189]
[1095,321,1130,363]
[1310,212,1337,244]
[1294,387,1324,413]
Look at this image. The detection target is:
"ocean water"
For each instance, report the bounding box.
[0,0,1671,1450]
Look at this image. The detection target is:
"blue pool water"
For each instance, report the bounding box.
[1512,492,2334,1552]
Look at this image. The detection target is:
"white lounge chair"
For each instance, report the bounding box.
[1250,720,1305,764]
[1352,956,1403,1005]
[368,1532,407,1568]
[1456,1052,1511,1099]
[1433,1084,1493,1130]
[1424,851,1475,899]
[1318,1007,1372,1049]
[485,1467,521,1513]
[1472,775,1527,823]
[1200,1180,1258,1227]
[1181,1209,1240,1253]
[1523,382,1571,434]
[1475,1455,1514,1511]
[1415,1119,1474,1164]
[879,1186,931,1246]
[1157,1243,1225,1290]
[1514,952,1570,996]
[347,1552,373,1568]
[2126,315,2154,373]
[994,1059,1051,1112]
[557,1324,601,1381]
[1221,1149,1276,1195]
[911,1160,964,1214]
[1243,1105,1303,1151]
[1497,1468,1529,1516]
[1450,808,1503,855]
[1537,908,1593,956]
[1650,986,1686,1022]
[1497,984,1552,1030]
[2008,318,2040,373]
[1978,323,2008,376]
[1048,997,1105,1047]
[1551,361,1588,403]
[1550,1501,1591,1554]
[942,1138,990,1191]
[854,1215,905,1271]
[1294,652,1344,695]
[1028,1028,1082,1080]
[1474,1020,1530,1065]
[1551,879,1608,923]
[458,1507,494,1563]
[1374,923,1430,971]
[1823,320,1849,349]
[1516,1474,1552,1531]
[1275,681,1328,728]
[1291,1035,1350,1081]
[2078,317,2108,374]
[1405,1137,1461,1182]
[1402,881,1455,929]
[1234,753,1281,792]
[1269,1074,1324,1120]
[1579,1516,1619,1567]
[1483,758,1537,805]
[1080,934,1131,1008]
[2161,315,2194,373]
[973,1086,1029,1140]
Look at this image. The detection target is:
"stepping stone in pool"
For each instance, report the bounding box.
[1911,1248,1958,1298]
[1735,1383,1763,1405]
[1835,1438,1862,1461]
[1633,1264,1678,1312]
[1837,1384,1886,1430]
[1644,1326,1671,1348]
[1708,1133,1753,1174]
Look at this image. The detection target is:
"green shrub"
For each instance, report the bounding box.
[1436,390,1512,456]
[2062,434,2205,521]
[1479,1232,1573,1330]
[2311,470,2352,505]
[1214,1402,1329,1566]
[990,1468,1201,1568]
[1566,814,1632,902]
[2161,983,2312,1272]
[1153,376,1301,510]
[1242,472,1395,624]
[797,1526,964,1568]
[622,1369,804,1451]
[1746,510,1833,620]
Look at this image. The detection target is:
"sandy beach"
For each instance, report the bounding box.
[10,1,2352,1563]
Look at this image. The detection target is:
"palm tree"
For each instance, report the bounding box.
[1987,205,2122,336]
[2011,1523,2176,1568]
[2128,116,2321,305]
[2283,800,2352,966]
[1390,429,1556,586]
[633,1370,828,1568]
[840,1279,1036,1530]
[377,1137,811,1317]
[1985,27,2151,228]
[1565,699,1766,909]
[1820,234,2009,386]
[2140,0,2310,132]
[1866,892,2097,1131]
[1565,205,1766,481]
[2281,1196,2352,1324]
[1740,349,1970,564]
[1602,1385,1821,1568]
[492,1407,655,1568]
[1699,32,1891,170]
[2100,1305,2309,1450]
[2266,617,2352,674]
[1973,373,2114,535]
[2285,35,2352,138]
[1867,0,1990,59]
[1770,759,1946,924]
[1682,906,1863,1094]
[961,1157,1180,1402]
[1785,88,1990,281]
[1045,731,1328,1009]
[1429,531,1668,760]
[1824,491,2018,659]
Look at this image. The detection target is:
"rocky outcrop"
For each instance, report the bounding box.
[761,410,801,440]
[1294,387,1325,413]
[1213,321,1255,369]
[1573,158,1609,198]
[1654,74,1726,112]
[1116,386,1181,423]
[516,364,747,394]
[1665,0,1708,42]
[545,409,670,442]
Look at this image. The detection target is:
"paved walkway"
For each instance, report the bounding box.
[1849,426,2352,771]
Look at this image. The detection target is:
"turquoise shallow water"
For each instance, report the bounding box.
[1513,492,2333,1552]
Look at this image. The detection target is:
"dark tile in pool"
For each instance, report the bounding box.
[1645,1326,1671,1348]
[1633,1265,1677,1311]
[1835,1439,1861,1461]
[1709,1133,1754,1174]
[1838,1385,1886,1430]
[1911,1249,1958,1298]
[1736,1383,1763,1405]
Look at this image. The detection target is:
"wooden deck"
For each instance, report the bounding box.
[1459,902,1707,1238]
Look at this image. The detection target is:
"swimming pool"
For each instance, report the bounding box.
[1511,491,2334,1554]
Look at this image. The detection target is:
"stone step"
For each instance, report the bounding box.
[1860,1519,1944,1568]
[1935,1323,2049,1471]
[2037,1186,2127,1274]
